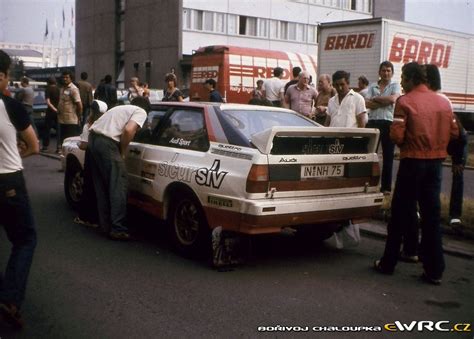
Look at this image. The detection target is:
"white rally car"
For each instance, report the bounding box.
[62,102,383,254]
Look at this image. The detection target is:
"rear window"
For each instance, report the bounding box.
[33,90,46,105]
[220,109,316,140]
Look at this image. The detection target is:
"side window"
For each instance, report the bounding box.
[155,109,209,152]
[134,109,167,143]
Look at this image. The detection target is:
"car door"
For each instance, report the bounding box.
[125,107,168,193]
[138,106,211,204]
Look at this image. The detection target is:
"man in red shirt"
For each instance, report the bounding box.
[374,62,458,285]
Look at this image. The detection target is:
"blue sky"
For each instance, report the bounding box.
[0,0,472,45]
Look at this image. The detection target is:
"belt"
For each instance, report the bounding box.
[90,131,119,145]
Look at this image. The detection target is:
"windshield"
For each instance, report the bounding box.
[220,109,317,140]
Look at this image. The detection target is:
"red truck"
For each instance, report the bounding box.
[189,45,317,104]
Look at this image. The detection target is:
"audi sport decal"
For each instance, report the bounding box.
[169,137,191,147]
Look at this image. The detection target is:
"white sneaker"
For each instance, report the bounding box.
[449,218,462,226]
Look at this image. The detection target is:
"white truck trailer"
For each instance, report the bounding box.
[317,18,474,128]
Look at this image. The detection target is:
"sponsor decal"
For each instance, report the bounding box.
[141,162,157,180]
[217,144,242,152]
[196,160,228,189]
[158,161,197,183]
[389,34,453,68]
[192,66,219,83]
[158,159,228,188]
[342,155,367,161]
[279,157,297,163]
[208,195,233,208]
[169,137,191,147]
[324,33,375,50]
[328,139,344,154]
[211,148,253,160]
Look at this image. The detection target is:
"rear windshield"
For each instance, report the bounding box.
[220,109,317,140]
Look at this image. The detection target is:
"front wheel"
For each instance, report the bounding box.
[64,161,84,211]
[168,191,210,257]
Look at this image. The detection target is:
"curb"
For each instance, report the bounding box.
[40,152,62,161]
[360,223,474,260]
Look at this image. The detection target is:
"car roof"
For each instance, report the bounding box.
[151,101,294,113]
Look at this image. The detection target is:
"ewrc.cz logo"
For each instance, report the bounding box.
[384,321,471,332]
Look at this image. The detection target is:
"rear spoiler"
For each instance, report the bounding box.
[251,126,380,155]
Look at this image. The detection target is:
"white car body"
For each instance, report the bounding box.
[62,102,383,250]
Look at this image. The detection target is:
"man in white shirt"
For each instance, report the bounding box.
[325,70,367,128]
[88,96,150,240]
[263,67,285,107]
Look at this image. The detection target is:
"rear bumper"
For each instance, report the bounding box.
[205,192,384,234]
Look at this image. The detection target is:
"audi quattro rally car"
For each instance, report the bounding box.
[62,102,383,254]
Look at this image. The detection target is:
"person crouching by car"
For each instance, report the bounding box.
[73,100,108,228]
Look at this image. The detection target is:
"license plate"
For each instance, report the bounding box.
[301,164,344,178]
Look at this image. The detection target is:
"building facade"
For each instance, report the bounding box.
[0,42,73,69]
[76,0,404,90]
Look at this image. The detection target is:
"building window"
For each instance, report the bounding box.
[287,22,296,40]
[257,18,268,37]
[193,10,203,30]
[183,9,191,29]
[216,13,225,33]
[228,14,238,34]
[296,24,305,42]
[239,16,257,36]
[307,25,317,43]
[204,11,214,31]
[280,21,288,40]
[351,0,356,10]
[269,20,278,39]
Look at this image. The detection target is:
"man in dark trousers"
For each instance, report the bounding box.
[77,71,94,126]
[88,96,150,240]
[374,62,459,285]
[204,78,224,102]
[94,74,117,109]
[0,49,39,329]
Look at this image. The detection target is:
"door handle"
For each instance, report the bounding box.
[129,148,141,155]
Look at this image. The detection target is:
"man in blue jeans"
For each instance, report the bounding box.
[0,50,39,328]
[373,62,459,285]
[365,61,401,194]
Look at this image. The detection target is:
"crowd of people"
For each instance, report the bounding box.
[0,44,469,329]
[265,62,467,285]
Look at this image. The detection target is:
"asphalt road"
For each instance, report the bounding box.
[0,155,473,338]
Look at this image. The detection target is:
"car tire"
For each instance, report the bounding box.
[64,160,84,211]
[168,190,210,257]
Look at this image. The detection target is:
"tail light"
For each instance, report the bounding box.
[371,162,380,177]
[370,161,381,186]
[246,164,269,193]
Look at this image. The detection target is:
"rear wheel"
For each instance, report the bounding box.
[64,160,84,211]
[168,190,210,257]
